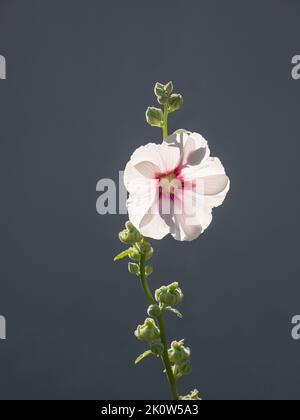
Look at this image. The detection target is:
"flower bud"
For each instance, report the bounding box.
[165,81,174,95]
[147,304,161,318]
[155,282,184,306]
[119,223,142,245]
[168,340,191,364]
[125,221,135,231]
[168,94,183,112]
[146,107,164,128]
[172,360,192,380]
[126,222,143,242]
[145,265,153,277]
[119,230,132,244]
[145,246,154,260]
[128,262,140,276]
[154,81,173,98]
[180,390,201,401]
[136,242,153,260]
[154,82,165,98]
[157,94,168,105]
[150,339,164,356]
[135,318,160,342]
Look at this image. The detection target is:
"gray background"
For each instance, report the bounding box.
[0,0,299,400]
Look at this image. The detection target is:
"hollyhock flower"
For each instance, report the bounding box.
[124,132,230,241]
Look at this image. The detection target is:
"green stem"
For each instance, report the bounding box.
[139,253,179,401]
[162,103,169,139]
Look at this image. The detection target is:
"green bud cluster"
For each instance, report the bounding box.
[155,282,184,307]
[135,318,164,356]
[115,221,154,278]
[168,340,192,381]
[154,81,174,105]
[146,81,183,129]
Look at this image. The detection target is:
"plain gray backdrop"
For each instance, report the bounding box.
[0,0,299,400]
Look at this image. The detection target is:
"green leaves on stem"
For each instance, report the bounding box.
[135,350,153,365]
[114,221,154,278]
[115,220,198,399]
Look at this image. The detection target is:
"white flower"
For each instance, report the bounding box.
[124,132,230,241]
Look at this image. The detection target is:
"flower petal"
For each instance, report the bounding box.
[126,184,158,231]
[164,132,210,167]
[124,161,147,193]
[130,143,180,174]
[171,188,213,240]
[124,162,159,228]
[181,157,230,200]
[204,178,230,209]
[202,174,229,195]
[182,157,226,179]
[139,200,170,240]
[171,214,203,242]
[134,161,160,178]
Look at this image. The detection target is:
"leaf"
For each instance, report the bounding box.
[165,306,183,319]
[134,350,153,365]
[113,249,132,262]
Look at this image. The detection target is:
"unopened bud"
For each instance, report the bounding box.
[146,107,164,128]
[125,221,135,231]
[119,222,142,245]
[168,94,183,113]
[173,360,192,380]
[157,94,168,105]
[136,242,153,260]
[165,81,174,95]
[168,340,191,364]
[119,230,132,244]
[150,339,164,356]
[128,262,140,276]
[147,304,161,318]
[126,222,143,242]
[155,282,184,306]
[135,318,160,342]
[154,82,165,98]
[145,265,153,277]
